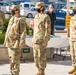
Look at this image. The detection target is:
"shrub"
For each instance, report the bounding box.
[0,30,5,44]
[2,16,32,35]
[26,23,30,35]
[2,17,11,33]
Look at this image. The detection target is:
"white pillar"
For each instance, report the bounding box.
[67,0,70,15]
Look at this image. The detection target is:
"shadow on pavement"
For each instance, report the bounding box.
[2,74,11,75]
[47,60,72,66]
[0,61,9,66]
[0,56,71,66]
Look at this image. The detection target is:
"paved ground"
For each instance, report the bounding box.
[0,60,72,75]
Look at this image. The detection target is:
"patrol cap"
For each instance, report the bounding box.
[35,2,44,9]
[72,5,76,10]
[11,5,20,11]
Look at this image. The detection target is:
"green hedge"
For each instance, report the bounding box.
[0,17,10,44]
[2,17,32,35]
[2,16,11,33]
[0,30,5,44]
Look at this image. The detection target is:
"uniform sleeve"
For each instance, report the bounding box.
[4,17,13,46]
[19,17,26,47]
[44,15,51,43]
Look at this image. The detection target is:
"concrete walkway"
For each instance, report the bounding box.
[0,60,72,75]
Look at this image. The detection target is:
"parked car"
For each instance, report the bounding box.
[0,1,11,13]
[53,2,66,9]
[20,2,35,9]
[46,8,73,18]
[20,7,37,18]
[54,17,65,30]
[10,1,23,5]
[61,4,74,14]
[54,9,66,18]
[54,9,73,18]
[44,4,49,8]
[70,1,76,4]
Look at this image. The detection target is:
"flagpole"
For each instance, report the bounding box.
[66,0,70,37]
[67,0,69,15]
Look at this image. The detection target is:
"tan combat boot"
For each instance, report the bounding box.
[36,69,40,75]
[68,66,76,74]
[36,68,45,75]
[39,69,45,75]
[73,71,76,75]
[35,63,40,75]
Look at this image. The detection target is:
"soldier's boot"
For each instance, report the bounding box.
[11,73,19,75]
[68,66,76,74]
[73,71,76,75]
[36,68,45,75]
[11,70,19,75]
[39,69,45,75]
[36,69,40,75]
[35,63,40,75]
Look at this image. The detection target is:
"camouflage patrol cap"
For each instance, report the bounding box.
[72,5,76,10]
[35,2,44,9]
[11,5,20,10]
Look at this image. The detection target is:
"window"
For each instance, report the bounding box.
[59,10,66,13]
[63,6,67,9]
[54,3,66,9]
[55,19,65,26]
[24,4,29,8]
[0,3,3,6]
[54,10,60,13]
[3,3,9,6]
[20,5,22,7]
[63,5,73,9]
[70,7,73,9]
[30,4,35,8]
[0,3,9,6]
[31,8,36,11]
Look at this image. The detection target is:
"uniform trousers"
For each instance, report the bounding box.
[8,48,21,75]
[70,41,76,66]
[33,44,47,69]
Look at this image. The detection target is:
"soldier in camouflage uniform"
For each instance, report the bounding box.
[33,2,51,75]
[0,10,5,29]
[4,5,26,75]
[68,5,76,75]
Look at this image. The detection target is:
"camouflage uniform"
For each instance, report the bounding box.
[70,14,76,67]
[68,5,76,75]
[4,5,26,75]
[33,2,51,71]
[0,10,5,29]
[70,5,76,67]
